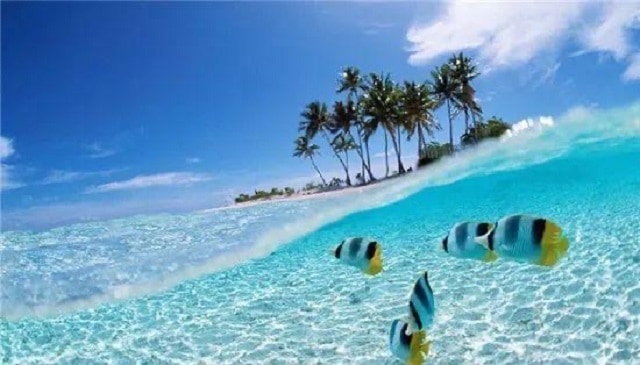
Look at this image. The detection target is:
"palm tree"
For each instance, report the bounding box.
[337,66,362,100]
[299,101,352,186]
[400,81,439,158]
[337,67,376,182]
[332,133,358,177]
[431,64,461,153]
[356,97,374,181]
[331,100,375,182]
[449,53,482,139]
[363,73,405,174]
[360,106,380,177]
[293,136,327,186]
[361,75,388,177]
[392,83,406,168]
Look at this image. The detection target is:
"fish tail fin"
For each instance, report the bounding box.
[407,330,430,365]
[557,235,569,254]
[366,244,383,276]
[483,250,498,262]
[539,222,570,266]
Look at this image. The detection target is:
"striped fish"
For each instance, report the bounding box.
[389,319,431,365]
[407,271,435,333]
[330,237,383,276]
[474,214,569,267]
[442,221,498,262]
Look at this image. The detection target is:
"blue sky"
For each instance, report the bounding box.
[2,1,639,230]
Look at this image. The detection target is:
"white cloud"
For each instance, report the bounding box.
[407,2,583,68]
[41,169,121,185]
[623,52,640,81]
[85,172,212,193]
[1,135,22,191]
[86,142,117,158]
[580,2,640,60]
[537,62,562,86]
[406,1,640,81]
[186,157,201,164]
[1,136,15,159]
[2,190,229,230]
[1,164,23,191]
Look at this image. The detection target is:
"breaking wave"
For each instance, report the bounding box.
[1,102,639,320]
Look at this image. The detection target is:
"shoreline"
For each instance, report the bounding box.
[200,176,398,213]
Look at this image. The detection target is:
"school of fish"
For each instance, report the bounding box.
[329,213,570,364]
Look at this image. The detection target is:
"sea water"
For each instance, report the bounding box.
[1,103,640,364]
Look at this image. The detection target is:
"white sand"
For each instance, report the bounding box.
[199,180,388,213]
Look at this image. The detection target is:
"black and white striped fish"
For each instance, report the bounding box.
[330,237,383,276]
[389,319,431,365]
[475,214,569,266]
[442,221,498,262]
[407,271,435,333]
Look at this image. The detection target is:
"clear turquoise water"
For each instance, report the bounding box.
[2,104,640,364]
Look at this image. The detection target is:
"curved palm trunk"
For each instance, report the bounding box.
[364,137,374,182]
[360,156,365,184]
[345,150,349,172]
[389,128,405,174]
[309,156,327,186]
[417,123,425,157]
[446,99,454,153]
[350,128,375,182]
[464,111,470,134]
[322,131,351,186]
[355,128,365,182]
[383,130,389,177]
[471,113,478,143]
[395,124,405,173]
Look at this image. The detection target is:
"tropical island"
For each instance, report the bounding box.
[234,53,510,204]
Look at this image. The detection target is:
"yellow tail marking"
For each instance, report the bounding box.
[557,235,569,254]
[365,243,383,276]
[483,250,498,262]
[407,330,430,365]
[539,221,570,266]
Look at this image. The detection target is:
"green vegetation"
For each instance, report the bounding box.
[234,186,296,204]
[460,116,511,146]
[238,54,514,204]
[294,53,513,185]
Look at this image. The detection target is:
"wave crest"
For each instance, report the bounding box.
[2,102,639,320]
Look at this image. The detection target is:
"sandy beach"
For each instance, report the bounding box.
[200,180,385,212]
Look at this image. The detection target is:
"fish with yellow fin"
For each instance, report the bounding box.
[474,214,569,267]
[389,319,431,365]
[330,237,383,276]
[442,221,498,262]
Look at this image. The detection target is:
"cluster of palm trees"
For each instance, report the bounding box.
[294,53,495,187]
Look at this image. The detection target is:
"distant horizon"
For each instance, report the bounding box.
[2,1,640,230]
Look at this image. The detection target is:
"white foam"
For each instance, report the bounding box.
[2,102,640,320]
[254,102,640,255]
